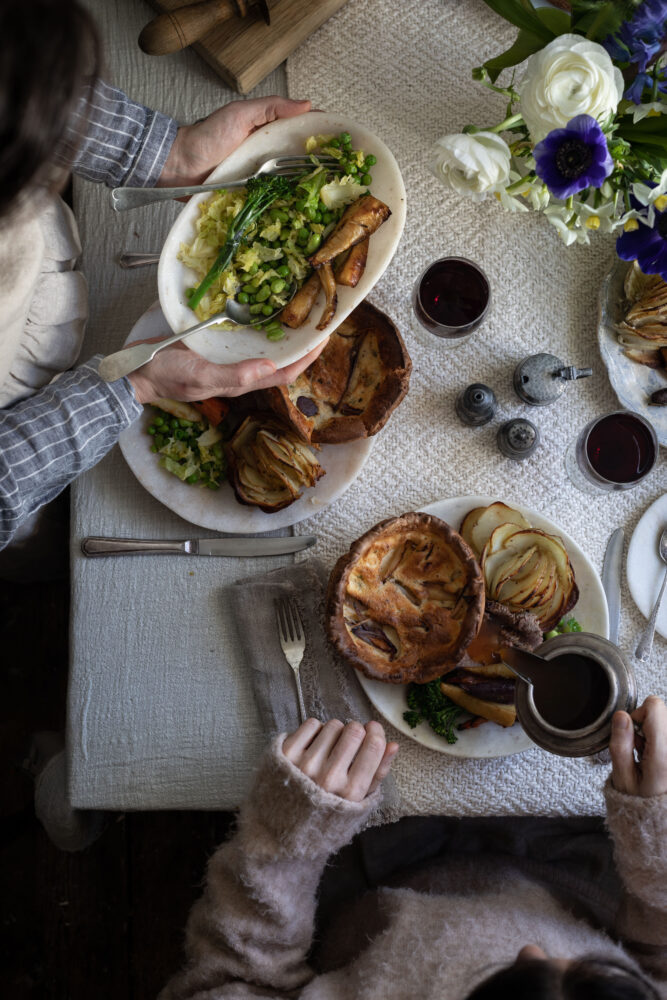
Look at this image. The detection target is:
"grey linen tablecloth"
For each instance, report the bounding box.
[67,0,666,814]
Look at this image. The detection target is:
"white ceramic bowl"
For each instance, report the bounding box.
[158,111,406,368]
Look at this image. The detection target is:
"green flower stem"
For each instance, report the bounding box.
[505,172,536,194]
[489,113,524,134]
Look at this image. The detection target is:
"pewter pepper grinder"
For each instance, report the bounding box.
[513,353,593,406]
[497,418,540,460]
[455,383,497,426]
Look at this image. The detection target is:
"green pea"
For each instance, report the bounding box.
[297,227,309,240]
[153,415,165,426]
[364,154,377,166]
[255,284,271,302]
[329,138,340,148]
[270,278,286,294]
[179,419,192,428]
[276,264,290,277]
[295,199,307,213]
[249,303,264,315]
[155,435,165,449]
[544,629,559,640]
[148,426,156,435]
[247,263,259,275]
[361,172,372,186]
[242,283,255,294]
[237,292,249,304]
[304,206,318,221]
[322,211,333,225]
[305,233,321,254]
[186,473,200,484]
[150,444,158,453]
[261,304,273,316]
[266,327,285,341]
[346,163,358,175]
[340,131,351,145]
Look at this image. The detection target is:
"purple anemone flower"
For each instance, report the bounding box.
[533,115,614,200]
[617,201,667,282]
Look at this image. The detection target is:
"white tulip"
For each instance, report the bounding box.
[430,131,512,202]
[519,34,624,142]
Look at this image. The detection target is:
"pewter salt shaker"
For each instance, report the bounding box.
[513,353,593,406]
[455,383,497,426]
[497,418,539,460]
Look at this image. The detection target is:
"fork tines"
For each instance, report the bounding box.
[273,155,340,165]
[275,596,304,644]
[270,155,343,177]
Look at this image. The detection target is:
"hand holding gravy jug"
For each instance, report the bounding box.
[511,633,637,757]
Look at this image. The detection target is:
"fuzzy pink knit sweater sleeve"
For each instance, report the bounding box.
[159,736,379,1000]
[605,781,667,985]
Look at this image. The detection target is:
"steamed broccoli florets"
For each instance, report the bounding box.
[402,679,464,744]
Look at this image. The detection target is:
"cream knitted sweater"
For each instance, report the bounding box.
[160,739,667,1000]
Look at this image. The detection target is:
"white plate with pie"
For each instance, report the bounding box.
[356,495,610,759]
[118,302,373,532]
[158,111,406,369]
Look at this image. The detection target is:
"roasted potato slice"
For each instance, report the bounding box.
[465,502,531,559]
[482,527,577,631]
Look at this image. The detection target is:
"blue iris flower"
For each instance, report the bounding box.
[533,115,614,200]
[617,201,667,281]
[604,0,667,101]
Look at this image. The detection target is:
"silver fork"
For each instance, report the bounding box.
[110,156,342,212]
[275,597,307,724]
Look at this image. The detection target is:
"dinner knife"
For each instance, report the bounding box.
[81,535,316,558]
[601,527,624,645]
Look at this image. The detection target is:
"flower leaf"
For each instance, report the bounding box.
[480,0,559,42]
[480,3,571,82]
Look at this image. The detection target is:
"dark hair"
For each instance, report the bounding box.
[0,0,101,218]
[465,956,661,1000]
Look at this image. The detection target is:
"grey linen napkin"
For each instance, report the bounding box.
[229,558,401,823]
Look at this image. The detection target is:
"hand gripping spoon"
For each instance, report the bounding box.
[98,287,295,383]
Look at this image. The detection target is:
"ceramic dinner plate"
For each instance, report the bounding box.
[355,495,610,759]
[158,111,406,369]
[627,492,667,640]
[118,302,373,532]
[598,259,667,447]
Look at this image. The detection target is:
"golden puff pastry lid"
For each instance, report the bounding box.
[326,513,485,683]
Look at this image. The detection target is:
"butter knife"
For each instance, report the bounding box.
[601,527,624,645]
[81,535,316,558]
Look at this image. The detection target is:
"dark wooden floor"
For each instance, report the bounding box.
[1,536,235,999]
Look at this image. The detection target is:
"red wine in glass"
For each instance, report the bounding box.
[412,257,490,343]
[567,410,658,493]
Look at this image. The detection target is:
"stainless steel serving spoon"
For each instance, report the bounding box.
[635,525,667,662]
[98,286,296,383]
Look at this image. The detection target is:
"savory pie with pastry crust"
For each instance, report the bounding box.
[326,513,485,683]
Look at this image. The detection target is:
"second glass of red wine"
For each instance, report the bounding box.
[412,257,490,345]
[564,410,658,494]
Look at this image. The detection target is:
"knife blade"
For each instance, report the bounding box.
[601,527,624,645]
[81,535,316,558]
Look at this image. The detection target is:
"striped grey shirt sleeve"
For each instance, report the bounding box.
[57,78,179,188]
[0,358,143,549]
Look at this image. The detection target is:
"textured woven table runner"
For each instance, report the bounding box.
[285,0,666,816]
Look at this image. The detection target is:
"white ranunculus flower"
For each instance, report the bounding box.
[430,132,511,202]
[519,34,624,141]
